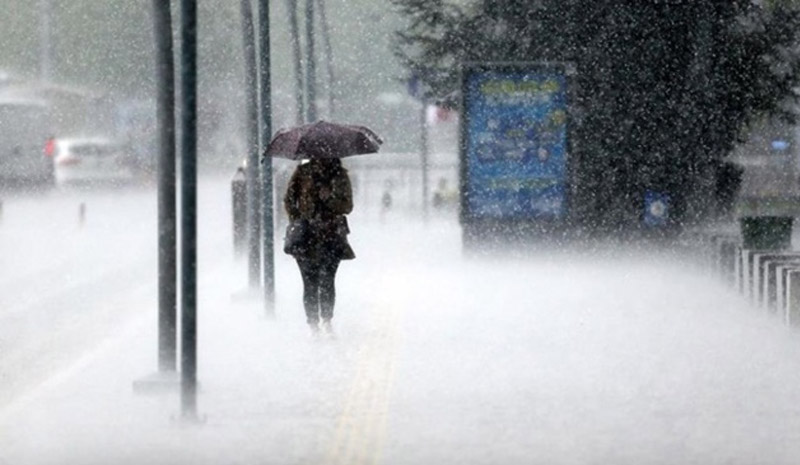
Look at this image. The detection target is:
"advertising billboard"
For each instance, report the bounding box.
[460,63,571,222]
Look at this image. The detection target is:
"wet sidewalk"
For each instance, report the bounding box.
[3,217,800,465]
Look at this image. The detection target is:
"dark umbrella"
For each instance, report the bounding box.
[264,120,383,161]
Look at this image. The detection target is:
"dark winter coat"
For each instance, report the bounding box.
[283,159,355,260]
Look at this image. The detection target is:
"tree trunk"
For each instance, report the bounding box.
[285,0,305,124]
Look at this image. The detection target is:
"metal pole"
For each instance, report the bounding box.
[153,0,177,374]
[304,0,317,123]
[257,0,275,311]
[242,0,262,289]
[179,0,198,419]
[420,101,429,221]
[232,168,247,256]
[39,0,51,81]
[285,0,305,124]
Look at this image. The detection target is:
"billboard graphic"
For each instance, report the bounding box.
[461,64,569,220]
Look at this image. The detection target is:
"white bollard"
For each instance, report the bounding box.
[762,256,800,311]
[740,249,753,298]
[787,270,800,327]
[745,251,758,303]
[757,254,784,310]
[720,240,739,287]
[777,265,800,317]
[752,253,767,307]
[777,265,787,315]
[734,246,744,293]
[747,251,781,306]
[761,259,772,310]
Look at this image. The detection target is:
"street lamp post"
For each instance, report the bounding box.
[153,0,178,374]
[257,0,275,311]
[179,0,199,420]
[242,0,262,290]
[132,0,180,396]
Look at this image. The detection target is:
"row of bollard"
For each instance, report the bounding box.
[691,223,800,328]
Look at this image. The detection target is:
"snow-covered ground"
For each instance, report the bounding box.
[2,174,800,464]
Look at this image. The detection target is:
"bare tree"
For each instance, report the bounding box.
[317,0,335,118]
[285,0,305,124]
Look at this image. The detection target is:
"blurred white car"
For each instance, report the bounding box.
[54,137,135,186]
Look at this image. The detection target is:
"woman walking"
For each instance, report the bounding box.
[283,158,355,335]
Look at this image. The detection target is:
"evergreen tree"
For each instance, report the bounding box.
[392,0,800,231]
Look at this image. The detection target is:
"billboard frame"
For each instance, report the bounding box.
[458,61,578,245]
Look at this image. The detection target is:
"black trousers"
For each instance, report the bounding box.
[296,256,341,325]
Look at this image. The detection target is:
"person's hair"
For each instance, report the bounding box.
[316,158,341,167]
[309,158,346,181]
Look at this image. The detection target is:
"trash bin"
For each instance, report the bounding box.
[740,216,793,251]
[231,167,247,256]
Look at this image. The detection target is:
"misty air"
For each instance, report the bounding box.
[1,1,800,464]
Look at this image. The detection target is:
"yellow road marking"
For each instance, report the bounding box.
[325,299,402,465]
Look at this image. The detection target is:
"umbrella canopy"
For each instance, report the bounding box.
[264,120,383,161]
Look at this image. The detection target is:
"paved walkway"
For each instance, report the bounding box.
[3,213,800,465]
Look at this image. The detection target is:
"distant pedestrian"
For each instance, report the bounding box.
[283,158,355,335]
[380,178,393,222]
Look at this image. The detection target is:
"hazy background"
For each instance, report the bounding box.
[0,0,426,170]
